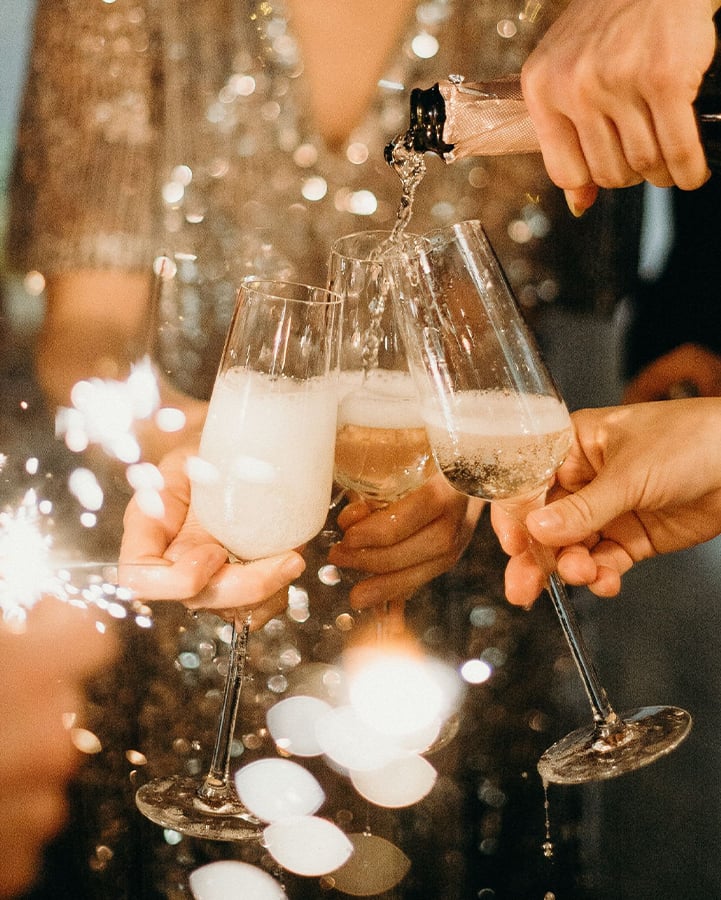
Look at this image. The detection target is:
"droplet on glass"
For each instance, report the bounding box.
[317,564,342,586]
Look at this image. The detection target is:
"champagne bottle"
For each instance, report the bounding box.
[386,71,721,171]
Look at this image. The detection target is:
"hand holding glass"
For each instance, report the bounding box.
[389,220,692,784]
[135,280,342,837]
[327,230,436,640]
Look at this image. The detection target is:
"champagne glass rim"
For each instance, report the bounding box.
[329,229,424,262]
[240,277,343,307]
[423,217,488,243]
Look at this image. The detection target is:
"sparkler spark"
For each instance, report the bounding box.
[54,355,184,464]
[0,489,53,620]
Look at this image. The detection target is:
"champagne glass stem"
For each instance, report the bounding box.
[509,504,625,740]
[544,570,619,732]
[196,615,251,804]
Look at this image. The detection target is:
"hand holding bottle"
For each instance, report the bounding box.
[521,0,720,215]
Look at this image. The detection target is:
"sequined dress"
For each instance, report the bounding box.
[8,1,639,897]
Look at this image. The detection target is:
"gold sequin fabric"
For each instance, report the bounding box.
[9,0,641,397]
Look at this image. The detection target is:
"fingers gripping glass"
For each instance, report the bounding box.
[134,280,342,838]
[388,219,691,785]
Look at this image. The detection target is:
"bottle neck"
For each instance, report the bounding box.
[408,84,455,157]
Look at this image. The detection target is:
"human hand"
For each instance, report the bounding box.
[622,343,721,403]
[119,444,307,629]
[0,599,112,898]
[491,399,721,605]
[521,0,718,215]
[327,472,485,610]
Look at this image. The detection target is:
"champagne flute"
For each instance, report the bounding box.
[388,219,692,785]
[135,279,342,837]
[328,231,436,510]
[327,231,436,639]
[327,231,463,753]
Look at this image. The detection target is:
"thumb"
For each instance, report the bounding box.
[525,477,629,545]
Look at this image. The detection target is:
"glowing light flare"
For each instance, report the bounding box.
[461,657,493,684]
[155,407,186,433]
[70,727,103,754]
[0,490,54,617]
[126,462,166,519]
[263,815,353,876]
[314,704,404,772]
[328,832,411,896]
[411,32,439,59]
[68,468,104,512]
[189,861,287,900]
[350,753,437,808]
[344,646,463,740]
[56,355,161,463]
[266,695,332,757]
[234,758,325,822]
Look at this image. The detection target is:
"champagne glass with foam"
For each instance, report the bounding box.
[135,279,342,838]
[389,219,692,785]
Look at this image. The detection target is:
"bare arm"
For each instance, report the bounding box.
[38,271,208,463]
[0,600,112,898]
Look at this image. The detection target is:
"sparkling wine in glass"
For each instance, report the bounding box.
[389,219,692,785]
[326,230,437,643]
[134,279,342,837]
[328,230,436,510]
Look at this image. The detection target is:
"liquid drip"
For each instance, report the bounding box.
[542,778,554,859]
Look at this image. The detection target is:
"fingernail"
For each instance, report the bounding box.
[566,198,585,218]
[209,545,231,567]
[529,507,563,530]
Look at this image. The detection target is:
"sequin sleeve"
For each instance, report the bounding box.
[6,0,161,275]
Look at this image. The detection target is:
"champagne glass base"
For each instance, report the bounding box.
[538,705,692,785]
[135,775,262,841]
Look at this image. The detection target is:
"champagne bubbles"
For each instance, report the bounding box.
[189,861,286,900]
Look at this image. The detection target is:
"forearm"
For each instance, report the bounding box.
[37,271,207,464]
